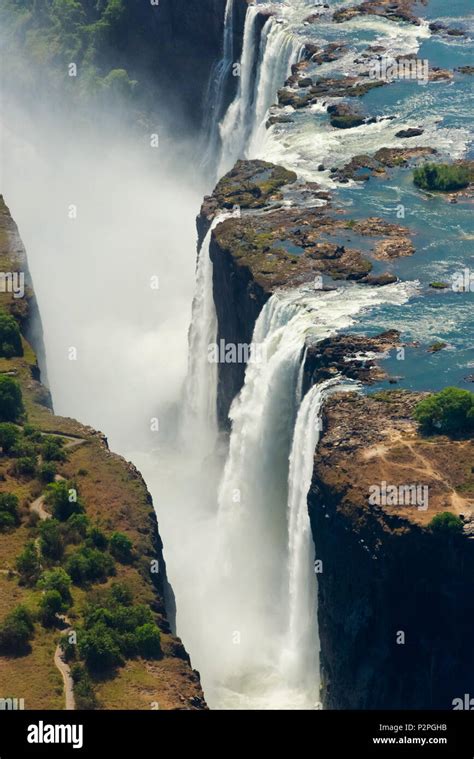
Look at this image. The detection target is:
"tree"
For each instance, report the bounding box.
[70,663,98,709]
[0,492,19,530]
[0,423,20,453]
[16,541,41,585]
[78,622,123,671]
[429,512,464,535]
[39,519,64,560]
[39,462,57,483]
[134,623,161,658]
[12,456,37,477]
[63,512,89,544]
[44,481,84,521]
[86,526,108,550]
[66,547,115,585]
[0,605,34,654]
[41,436,66,462]
[0,376,24,422]
[39,589,65,627]
[0,312,23,358]
[37,567,72,606]
[414,388,474,436]
[109,531,133,563]
[413,163,471,192]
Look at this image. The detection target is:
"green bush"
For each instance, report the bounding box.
[12,456,37,477]
[134,623,161,658]
[37,568,73,606]
[41,436,66,462]
[0,376,24,422]
[414,387,474,436]
[86,526,108,550]
[429,512,464,535]
[70,663,98,709]
[0,423,20,453]
[0,312,23,358]
[0,605,34,654]
[44,481,84,521]
[0,492,19,530]
[23,424,42,442]
[109,531,133,563]
[39,519,64,560]
[39,589,66,627]
[16,540,41,585]
[39,462,57,483]
[63,512,90,544]
[78,622,124,671]
[66,547,115,585]
[413,163,472,192]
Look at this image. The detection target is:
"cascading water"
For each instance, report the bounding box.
[200,0,236,173]
[280,376,356,690]
[180,212,236,450]
[217,8,303,178]
[202,282,415,708]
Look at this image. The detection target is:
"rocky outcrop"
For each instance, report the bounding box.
[0,197,206,710]
[309,391,474,708]
[333,0,426,26]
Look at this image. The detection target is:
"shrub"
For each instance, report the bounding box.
[39,589,65,627]
[39,462,57,483]
[414,387,474,436]
[0,493,19,530]
[134,623,161,658]
[0,376,24,422]
[86,526,108,550]
[23,424,42,442]
[109,531,133,563]
[37,568,72,606]
[66,547,115,585]
[44,481,84,521]
[63,513,90,544]
[39,519,64,560]
[70,663,98,709]
[0,605,34,654]
[429,512,464,535]
[12,456,37,477]
[0,312,23,358]
[413,163,471,192]
[16,540,41,585]
[0,423,20,453]
[41,436,66,462]
[77,622,124,671]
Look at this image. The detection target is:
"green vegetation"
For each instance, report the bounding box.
[429,281,449,289]
[39,519,64,560]
[0,605,34,655]
[0,311,23,358]
[0,492,19,530]
[76,584,161,672]
[66,546,115,585]
[41,435,66,462]
[429,512,464,535]
[37,568,73,607]
[0,422,20,453]
[414,387,474,436]
[413,163,472,192]
[0,376,24,422]
[39,461,57,483]
[69,663,98,709]
[428,341,447,353]
[44,480,84,520]
[16,541,41,585]
[39,590,67,627]
[109,531,133,563]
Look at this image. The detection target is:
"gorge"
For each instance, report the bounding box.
[0,0,473,713]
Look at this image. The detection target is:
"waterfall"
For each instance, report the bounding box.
[217,4,261,179]
[205,281,415,708]
[217,9,302,178]
[281,376,356,690]
[247,17,304,157]
[180,212,236,450]
[200,0,235,173]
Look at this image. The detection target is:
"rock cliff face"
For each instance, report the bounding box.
[198,158,474,709]
[309,392,474,709]
[0,197,206,710]
[152,0,251,127]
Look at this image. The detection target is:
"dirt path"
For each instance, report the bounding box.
[54,616,75,710]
